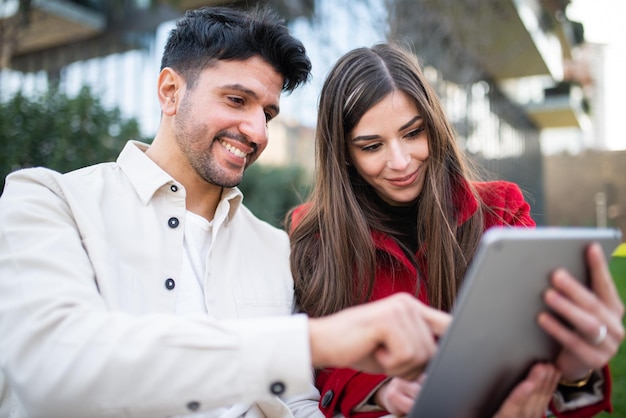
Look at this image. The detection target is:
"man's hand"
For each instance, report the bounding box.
[308,293,451,380]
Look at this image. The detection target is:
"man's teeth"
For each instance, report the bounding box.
[220,140,247,158]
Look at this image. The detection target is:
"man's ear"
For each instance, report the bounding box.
[158,67,182,116]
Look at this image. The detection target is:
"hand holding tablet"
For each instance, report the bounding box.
[408,227,623,418]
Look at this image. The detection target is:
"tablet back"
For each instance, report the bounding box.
[408,227,622,418]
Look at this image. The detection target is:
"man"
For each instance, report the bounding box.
[0,6,449,418]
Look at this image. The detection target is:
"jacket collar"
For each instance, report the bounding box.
[453,176,479,226]
[116,140,243,220]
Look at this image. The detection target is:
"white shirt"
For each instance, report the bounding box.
[0,140,322,418]
[176,211,212,316]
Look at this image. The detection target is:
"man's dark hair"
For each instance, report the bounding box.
[160,6,311,93]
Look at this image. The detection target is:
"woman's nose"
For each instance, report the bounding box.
[386,141,410,170]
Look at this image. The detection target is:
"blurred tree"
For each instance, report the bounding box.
[239,164,311,229]
[0,85,143,192]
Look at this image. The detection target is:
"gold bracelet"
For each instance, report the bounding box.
[558,370,594,388]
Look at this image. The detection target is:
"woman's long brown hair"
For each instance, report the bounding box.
[287,43,486,317]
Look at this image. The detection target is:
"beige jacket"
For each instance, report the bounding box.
[0,141,321,418]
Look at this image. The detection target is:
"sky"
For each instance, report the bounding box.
[567,0,626,151]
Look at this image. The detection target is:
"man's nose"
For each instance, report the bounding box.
[239,110,268,148]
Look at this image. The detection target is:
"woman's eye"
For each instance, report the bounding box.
[406,127,425,138]
[362,143,381,152]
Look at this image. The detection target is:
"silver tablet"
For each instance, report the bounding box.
[409,226,622,418]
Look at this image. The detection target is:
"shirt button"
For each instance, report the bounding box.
[168,217,179,228]
[186,401,200,411]
[321,390,334,408]
[164,278,175,290]
[269,381,285,395]
[170,184,178,192]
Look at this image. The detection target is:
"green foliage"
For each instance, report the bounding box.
[239,163,312,229]
[598,254,626,417]
[0,86,142,192]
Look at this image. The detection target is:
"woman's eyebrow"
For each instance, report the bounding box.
[351,134,380,142]
[352,115,423,142]
[399,115,423,132]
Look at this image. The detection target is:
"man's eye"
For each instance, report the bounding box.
[265,112,273,123]
[229,96,244,105]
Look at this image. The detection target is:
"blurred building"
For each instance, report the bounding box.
[545,150,626,235]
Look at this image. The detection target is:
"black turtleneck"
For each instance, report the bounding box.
[372,194,420,256]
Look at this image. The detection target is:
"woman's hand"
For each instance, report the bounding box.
[538,242,625,381]
[494,363,561,418]
[373,374,427,416]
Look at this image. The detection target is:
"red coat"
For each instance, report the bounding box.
[293,180,612,418]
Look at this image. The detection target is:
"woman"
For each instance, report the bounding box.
[287,43,624,417]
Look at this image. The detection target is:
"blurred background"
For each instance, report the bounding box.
[0,0,625,414]
[0,0,624,233]
[0,0,625,233]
